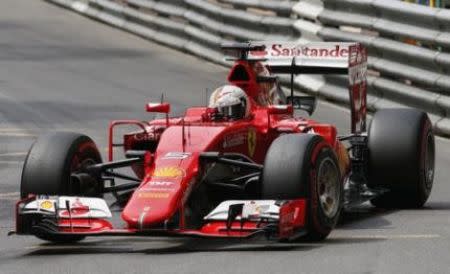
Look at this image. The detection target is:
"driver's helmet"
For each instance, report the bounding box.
[209,85,250,120]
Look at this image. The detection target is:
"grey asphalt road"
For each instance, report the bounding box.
[1,1,450,273]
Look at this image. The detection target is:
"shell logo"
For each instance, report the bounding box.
[40,200,53,210]
[153,166,184,178]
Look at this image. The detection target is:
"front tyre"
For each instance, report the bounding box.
[21,132,103,243]
[262,134,343,241]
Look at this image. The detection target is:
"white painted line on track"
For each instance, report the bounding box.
[0,129,29,131]
[332,234,440,240]
[0,192,19,197]
[0,152,27,157]
[0,192,19,200]
[0,160,24,164]
[0,133,35,137]
[24,245,131,250]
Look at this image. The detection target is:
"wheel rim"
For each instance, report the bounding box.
[424,132,435,189]
[317,157,340,218]
[69,155,97,195]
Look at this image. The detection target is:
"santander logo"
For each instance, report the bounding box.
[250,44,349,58]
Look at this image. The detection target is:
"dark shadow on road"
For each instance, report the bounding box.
[339,200,450,231]
[338,206,397,230]
[20,235,384,257]
[22,238,315,256]
[420,201,450,210]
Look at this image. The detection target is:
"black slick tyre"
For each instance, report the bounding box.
[21,132,103,243]
[262,134,343,241]
[368,109,435,208]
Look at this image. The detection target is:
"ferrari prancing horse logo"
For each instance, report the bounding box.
[248,128,257,157]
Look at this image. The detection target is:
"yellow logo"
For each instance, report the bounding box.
[248,128,257,157]
[40,200,54,210]
[153,166,184,178]
[138,192,170,199]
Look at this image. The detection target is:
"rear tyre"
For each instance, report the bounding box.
[262,134,343,241]
[368,109,435,208]
[21,132,103,243]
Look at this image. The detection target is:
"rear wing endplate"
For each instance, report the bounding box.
[245,42,368,134]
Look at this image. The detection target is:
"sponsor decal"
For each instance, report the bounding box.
[242,201,260,218]
[153,166,184,178]
[349,64,367,85]
[271,44,348,58]
[248,128,257,157]
[133,132,157,141]
[148,181,175,187]
[60,198,90,216]
[348,44,368,133]
[249,43,349,59]
[242,201,271,219]
[143,187,175,192]
[138,192,170,199]
[163,152,191,160]
[223,132,246,149]
[142,181,176,192]
[39,200,54,210]
[70,198,90,214]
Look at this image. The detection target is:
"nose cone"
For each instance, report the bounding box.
[122,125,225,229]
[122,173,184,229]
[122,201,174,229]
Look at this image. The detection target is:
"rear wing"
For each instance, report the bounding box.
[224,42,368,134]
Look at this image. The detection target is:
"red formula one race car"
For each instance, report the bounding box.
[11,42,435,243]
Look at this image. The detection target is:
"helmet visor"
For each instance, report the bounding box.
[218,102,245,120]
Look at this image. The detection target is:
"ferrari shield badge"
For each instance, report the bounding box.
[248,128,257,157]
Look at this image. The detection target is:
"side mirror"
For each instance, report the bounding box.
[267,105,293,115]
[146,102,170,113]
[287,96,317,116]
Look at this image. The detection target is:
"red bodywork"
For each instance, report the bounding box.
[105,55,352,236]
[119,110,345,230]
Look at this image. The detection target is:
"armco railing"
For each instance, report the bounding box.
[47,0,450,136]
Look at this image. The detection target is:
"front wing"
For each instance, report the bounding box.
[12,196,307,241]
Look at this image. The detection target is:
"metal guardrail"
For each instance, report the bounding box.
[47,0,450,136]
[294,0,450,136]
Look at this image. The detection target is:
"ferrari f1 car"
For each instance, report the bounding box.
[11,42,435,243]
